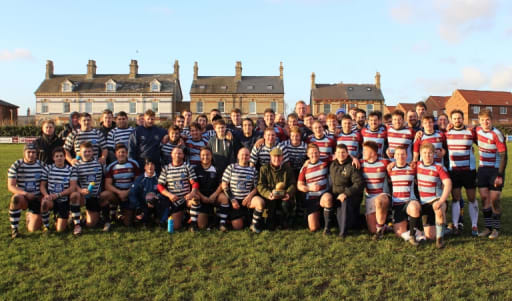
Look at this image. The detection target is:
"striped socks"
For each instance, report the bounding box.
[190,204,201,225]
[217,204,230,225]
[9,209,21,230]
[483,208,492,231]
[252,209,263,229]
[70,204,81,225]
[41,211,50,229]
[492,213,501,230]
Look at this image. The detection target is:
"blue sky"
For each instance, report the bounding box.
[1,0,512,115]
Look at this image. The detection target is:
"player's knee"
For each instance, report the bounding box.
[11,195,23,208]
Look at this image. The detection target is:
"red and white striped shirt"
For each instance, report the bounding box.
[361,127,387,158]
[298,159,330,200]
[475,126,507,168]
[361,159,390,199]
[306,135,336,162]
[413,130,446,164]
[387,127,415,162]
[388,164,416,205]
[445,127,476,171]
[417,161,450,204]
[337,130,363,158]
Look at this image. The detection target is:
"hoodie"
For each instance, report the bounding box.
[207,135,236,175]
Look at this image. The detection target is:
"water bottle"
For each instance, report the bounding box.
[167,216,174,233]
[76,152,81,161]
[87,182,95,193]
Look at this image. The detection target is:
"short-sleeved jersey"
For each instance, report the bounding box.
[475,126,507,168]
[306,135,336,161]
[222,163,257,200]
[64,129,106,160]
[158,162,197,198]
[105,159,141,190]
[417,161,450,204]
[336,130,363,158]
[445,127,476,171]
[107,127,134,149]
[325,129,337,140]
[43,164,77,202]
[413,130,446,164]
[387,127,415,162]
[361,127,387,158]
[194,164,221,197]
[250,143,288,168]
[8,159,46,195]
[280,140,307,172]
[388,164,416,205]
[160,142,185,166]
[361,159,390,199]
[74,159,104,197]
[298,160,330,200]
[181,127,191,139]
[201,129,216,142]
[185,137,208,167]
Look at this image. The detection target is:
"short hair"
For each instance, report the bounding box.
[144,157,157,166]
[336,143,348,152]
[373,111,382,119]
[356,109,366,117]
[174,115,184,121]
[363,141,379,153]
[79,141,93,149]
[242,118,254,126]
[392,110,405,119]
[368,111,381,120]
[212,115,223,123]
[307,143,319,152]
[383,113,392,121]
[213,118,226,126]
[199,146,212,154]
[264,127,275,134]
[231,108,241,114]
[102,109,113,116]
[287,113,298,120]
[395,145,407,152]
[144,109,155,117]
[305,113,314,119]
[406,110,417,116]
[422,115,435,123]
[51,146,65,157]
[438,113,449,120]
[478,108,492,119]
[415,101,427,110]
[420,142,435,152]
[182,108,191,114]
[116,111,128,118]
[80,113,91,119]
[326,113,337,121]
[41,119,55,127]
[137,113,145,118]
[295,100,306,107]
[264,108,275,115]
[450,109,464,118]
[196,114,208,121]
[210,108,220,113]
[341,115,353,122]
[312,120,323,127]
[168,125,181,133]
[289,126,301,135]
[190,122,201,131]
[115,143,127,152]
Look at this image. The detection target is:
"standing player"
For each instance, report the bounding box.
[325,113,340,139]
[161,125,185,166]
[413,115,446,164]
[281,127,307,176]
[64,113,108,166]
[336,115,363,158]
[107,111,134,150]
[475,109,507,239]
[250,127,288,170]
[306,120,336,162]
[185,123,208,168]
[386,110,415,162]
[263,108,288,143]
[361,112,388,158]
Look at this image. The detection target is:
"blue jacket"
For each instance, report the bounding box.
[129,173,159,208]
[128,125,167,171]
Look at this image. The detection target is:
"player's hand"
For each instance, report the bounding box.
[80,188,89,196]
[387,161,396,174]
[98,157,106,165]
[410,161,417,169]
[242,196,251,207]
[226,131,233,140]
[386,148,393,159]
[71,159,79,166]
[494,176,503,187]
[168,193,179,202]
[254,138,265,148]
[119,190,130,201]
[231,199,240,210]
[351,157,360,169]
[446,123,454,131]
[162,135,169,144]
[433,200,444,210]
[268,193,276,200]
[337,193,347,202]
[282,193,290,201]
[415,131,423,141]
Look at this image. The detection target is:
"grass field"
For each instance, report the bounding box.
[0,144,511,300]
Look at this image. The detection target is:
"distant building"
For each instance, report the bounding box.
[0,99,18,125]
[425,96,449,118]
[35,59,183,125]
[18,108,36,126]
[396,102,415,113]
[310,72,385,115]
[445,89,512,125]
[189,61,285,118]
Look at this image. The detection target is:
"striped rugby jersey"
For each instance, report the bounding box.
[361,127,387,158]
[158,162,197,199]
[222,163,257,200]
[325,129,337,140]
[306,135,336,162]
[181,127,191,139]
[185,137,208,167]
[107,127,134,149]
[43,164,77,202]
[201,129,216,141]
[105,159,141,190]
[413,130,446,164]
[74,159,104,197]
[64,128,106,160]
[361,159,390,199]
[8,159,46,195]
[475,126,507,168]
[298,159,330,200]
[250,143,288,168]
[160,142,185,166]
[416,161,449,204]
[280,140,307,172]
[388,164,416,205]
[336,130,363,158]
[445,127,476,171]
[387,127,415,162]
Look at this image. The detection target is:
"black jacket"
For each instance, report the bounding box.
[329,157,364,198]
[33,134,64,165]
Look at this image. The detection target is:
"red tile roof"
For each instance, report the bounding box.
[456,89,512,106]
[427,96,449,107]
[397,103,415,112]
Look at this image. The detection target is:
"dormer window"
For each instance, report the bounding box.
[267,85,273,90]
[247,85,254,90]
[199,85,206,89]
[61,80,73,92]
[348,87,353,91]
[367,87,372,91]
[105,79,117,92]
[220,85,227,90]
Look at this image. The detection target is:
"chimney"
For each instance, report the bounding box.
[375,71,381,90]
[27,108,31,116]
[45,60,54,79]
[311,72,316,90]
[174,59,180,80]
[129,60,138,79]
[193,61,198,80]
[279,62,283,80]
[86,60,96,79]
[235,61,242,82]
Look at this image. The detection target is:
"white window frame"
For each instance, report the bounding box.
[196,101,203,113]
[350,103,358,108]
[42,103,49,113]
[218,101,225,113]
[249,102,256,114]
[85,102,92,113]
[486,106,493,112]
[151,83,160,92]
[129,102,136,114]
[323,103,331,113]
[433,110,438,118]
[63,102,70,113]
[366,104,374,112]
[271,102,277,113]
[106,102,114,111]
[106,82,115,92]
[500,107,507,114]
[473,106,480,114]
[152,102,158,113]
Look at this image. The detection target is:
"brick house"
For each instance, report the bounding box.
[425,96,449,118]
[395,102,415,113]
[0,99,19,125]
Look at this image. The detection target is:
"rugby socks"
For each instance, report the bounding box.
[435,223,444,239]
[452,200,461,228]
[468,201,479,228]
[376,223,384,232]
[190,204,201,226]
[483,208,492,231]
[217,204,230,225]
[109,204,117,221]
[102,206,110,223]
[409,217,420,237]
[252,209,263,229]
[41,211,50,229]
[323,207,333,231]
[70,204,81,225]
[9,209,21,230]
[492,213,501,230]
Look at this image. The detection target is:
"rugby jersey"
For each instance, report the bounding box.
[417,161,450,204]
[298,159,330,200]
[7,159,46,195]
[445,127,476,171]
[185,137,208,167]
[388,164,416,205]
[475,126,507,168]
[158,162,197,199]
[387,127,415,162]
[250,143,289,168]
[181,127,191,139]
[160,142,185,166]
[280,140,307,172]
[306,135,336,162]
[105,159,141,190]
[64,128,106,160]
[74,159,104,197]
[361,127,387,158]
[336,130,363,158]
[43,164,77,202]
[201,129,216,141]
[361,159,390,199]
[222,163,257,200]
[413,130,446,164]
[107,127,134,149]
[270,124,288,143]
[325,129,337,140]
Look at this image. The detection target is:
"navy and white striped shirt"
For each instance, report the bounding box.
[250,143,288,169]
[222,163,257,200]
[64,129,106,160]
[107,127,134,150]
[201,129,216,141]
[158,162,197,198]
[160,142,185,166]
[43,164,77,202]
[105,159,140,190]
[185,137,208,167]
[280,140,307,172]
[8,159,46,195]
[74,159,104,197]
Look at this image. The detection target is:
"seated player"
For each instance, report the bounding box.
[40,147,78,233]
[7,143,47,238]
[129,158,161,225]
[194,147,223,230]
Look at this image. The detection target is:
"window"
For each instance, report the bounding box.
[473,106,480,114]
[323,103,331,113]
[129,102,136,114]
[106,102,114,111]
[486,106,493,112]
[433,110,438,118]
[218,101,225,113]
[367,87,372,91]
[151,83,159,92]
[247,85,254,90]
[267,85,273,90]
[85,102,92,113]
[249,102,256,114]
[350,103,358,108]
[199,85,206,89]
[152,102,158,113]
[196,101,203,113]
[366,104,374,112]
[348,87,353,91]
[271,102,277,112]
[220,85,227,90]
[106,82,115,92]
[500,107,507,114]
[63,83,71,92]
[63,102,70,113]
[42,103,49,113]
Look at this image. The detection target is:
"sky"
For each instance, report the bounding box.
[1,0,512,115]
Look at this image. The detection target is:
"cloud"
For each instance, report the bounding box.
[461,66,487,87]
[0,48,34,61]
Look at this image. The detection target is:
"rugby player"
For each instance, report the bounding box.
[386,110,415,162]
[64,113,108,166]
[361,112,387,159]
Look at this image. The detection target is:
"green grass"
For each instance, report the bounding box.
[1,144,511,300]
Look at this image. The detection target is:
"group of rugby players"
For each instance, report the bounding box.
[7,100,507,248]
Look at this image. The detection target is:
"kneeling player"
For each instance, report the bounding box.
[129,158,161,225]
[7,143,46,238]
[194,147,223,230]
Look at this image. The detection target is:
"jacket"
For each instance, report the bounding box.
[207,135,237,174]
[128,125,167,170]
[33,134,64,165]
[257,162,296,199]
[129,173,159,207]
[329,157,364,198]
